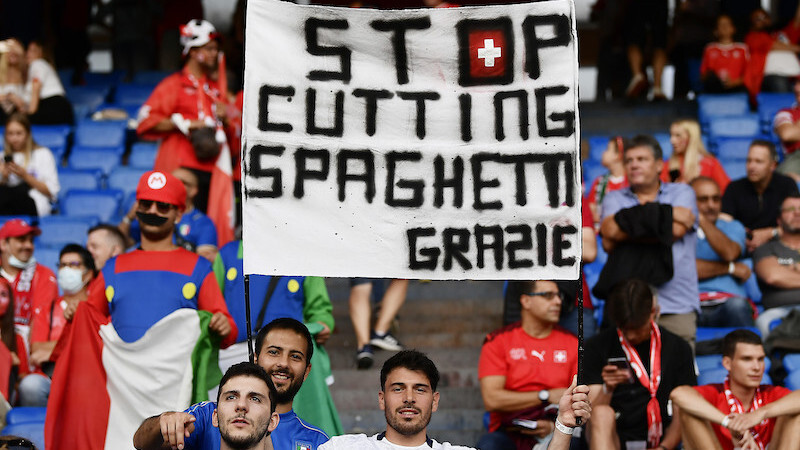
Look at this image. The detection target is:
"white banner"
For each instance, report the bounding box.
[242,0,581,280]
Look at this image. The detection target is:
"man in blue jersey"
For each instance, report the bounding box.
[214,362,279,450]
[133,318,328,450]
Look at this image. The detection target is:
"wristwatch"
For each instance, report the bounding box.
[538,389,550,404]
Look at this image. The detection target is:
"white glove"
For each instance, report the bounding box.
[171,113,191,136]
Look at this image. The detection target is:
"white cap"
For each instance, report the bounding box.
[180,19,219,56]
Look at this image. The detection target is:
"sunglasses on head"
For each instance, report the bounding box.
[138,200,175,214]
[0,438,36,449]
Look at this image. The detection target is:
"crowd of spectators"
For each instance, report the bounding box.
[1,1,800,449]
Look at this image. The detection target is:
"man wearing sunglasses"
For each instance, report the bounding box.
[76,170,236,347]
[477,280,578,450]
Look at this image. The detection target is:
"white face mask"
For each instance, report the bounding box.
[9,254,36,269]
[57,267,86,294]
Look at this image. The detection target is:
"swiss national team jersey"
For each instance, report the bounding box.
[694,384,790,450]
[775,106,800,155]
[478,323,578,432]
[700,42,749,82]
[183,401,329,450]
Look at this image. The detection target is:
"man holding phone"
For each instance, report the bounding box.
[585,279,696,450]
[477,279,578,450]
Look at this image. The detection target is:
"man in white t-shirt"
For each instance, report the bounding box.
[320,350,590,450]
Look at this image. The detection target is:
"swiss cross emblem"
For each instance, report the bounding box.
[554,350,567,363]
[457,18,514,86]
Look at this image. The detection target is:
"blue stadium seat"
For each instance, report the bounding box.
[74,119,127,149]
[129,141,159,169]
[784,354,800,373]
[65,85,110,118]
[57,168,103,201]
[37,215,98,249]
[83,70,126,90]
[709,114,762,140]
[757,92,794,132]
[787,370,800,390]
[120,191,137,220]
[5,407,47,425]
[35,246,60,273]
[0,421,45,449]
[107,167,147,197]
[653,132,673,160]
[61,189,123,222]
[720,159,747,181]
[68,146,124,176]
[697,94,750,130]
[32,125,71,162]
[132,71,170,85]
[696,326,761,342]
[587,135,610,162]
[114,83,155,105]
[696,354,723,372]
[583,162,607,185]
[713,137,753,161]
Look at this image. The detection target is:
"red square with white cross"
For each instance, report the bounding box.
[468,30,507,79]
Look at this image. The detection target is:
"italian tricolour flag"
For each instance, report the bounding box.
[45,303,222,449]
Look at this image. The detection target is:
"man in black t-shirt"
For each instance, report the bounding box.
[585,279,696,450]
[721,140,799,253]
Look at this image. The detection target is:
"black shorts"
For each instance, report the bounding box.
[622,0,669,49]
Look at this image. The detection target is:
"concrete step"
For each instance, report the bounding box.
[339,408,485,448]
[326,279,506,304]
[329,314,501,337]
[327,346,481,371]
[331,385,483,410]
[332,367,479,390]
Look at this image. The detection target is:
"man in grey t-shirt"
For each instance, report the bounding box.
[753,193,800,336]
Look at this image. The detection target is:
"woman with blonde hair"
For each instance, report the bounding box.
[0,38,27,123]
[0,112,59,216]
[661,118,730,191]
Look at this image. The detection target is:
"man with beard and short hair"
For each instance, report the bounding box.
[721,140,799,253]
[86,224,126,269]
[752,193,800,336]
[319,350,592,450]
[133,318,328,450]
[213,362,280,450]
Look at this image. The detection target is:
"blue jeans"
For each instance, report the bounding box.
[559,306,597,339]
[697,296,754,328]
[18,373,50,407]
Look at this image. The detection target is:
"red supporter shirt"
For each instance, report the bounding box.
[587,174,628,213]
[30,297,68,345]
[774,106,800,155]
[479,323,578,432]
[6,264,58,328]
[694,384,790,450]
[700,43,749,83]
[660,156,730,193]
[137,68,227,174]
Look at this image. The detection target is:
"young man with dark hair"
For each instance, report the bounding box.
[322,350,591,450]
[213,362,280,450]
[585,279,696,450]
[671,329,800,449]
[134,317,328,450]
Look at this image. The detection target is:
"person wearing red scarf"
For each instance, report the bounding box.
[585,279,696,450]
[671,329,800,450]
